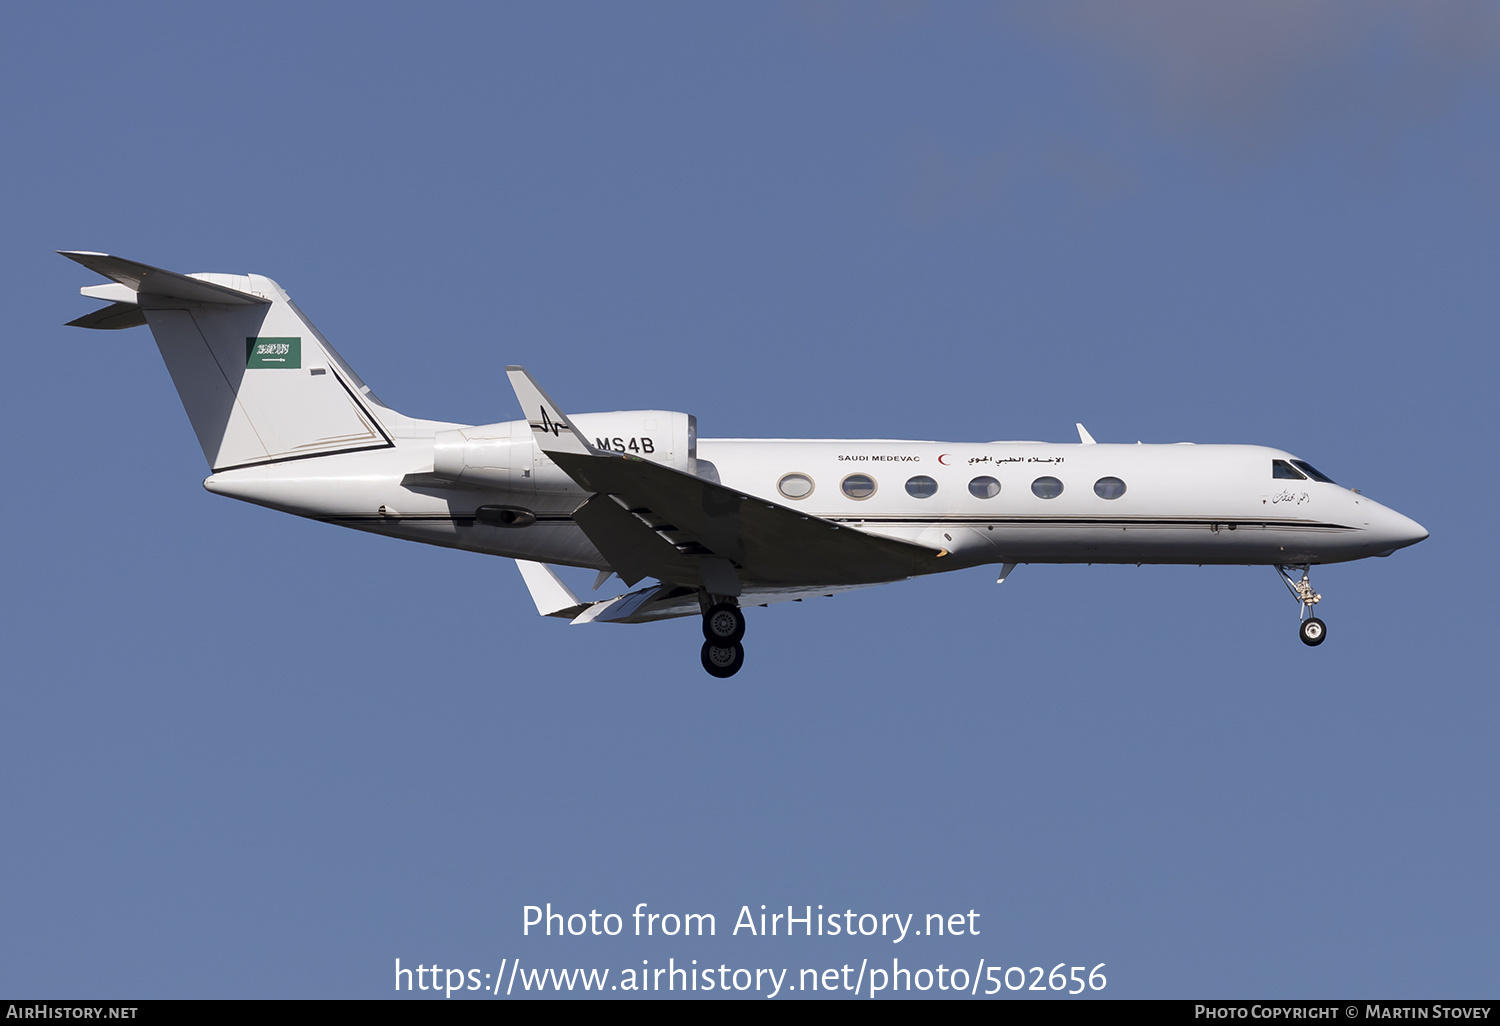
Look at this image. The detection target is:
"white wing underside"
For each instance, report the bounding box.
[514,560,883,625]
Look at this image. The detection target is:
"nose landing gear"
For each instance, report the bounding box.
[1277,565,1326,647]
[701,601,747,677]
[1299,617,1326,646]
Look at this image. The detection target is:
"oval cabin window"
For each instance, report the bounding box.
[969,476,1001,499]
[841,474,877,500]
[1093,476,1126,499]
[905,475,937,499]
[777,473,814,500]
[1031,476,1063,499]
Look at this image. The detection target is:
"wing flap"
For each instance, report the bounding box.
[570,492,703,588]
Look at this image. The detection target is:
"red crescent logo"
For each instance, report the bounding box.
[938,453,951,465]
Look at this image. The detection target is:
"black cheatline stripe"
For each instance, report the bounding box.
[319,513,1355,534]
[320,515,576,525]
[212,440,395,474]
[826,516,1356,531]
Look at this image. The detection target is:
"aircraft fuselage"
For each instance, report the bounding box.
[203,432,1426,578]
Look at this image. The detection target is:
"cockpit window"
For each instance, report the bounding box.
[1272,459,1306,480]
[1290,460,1336,484]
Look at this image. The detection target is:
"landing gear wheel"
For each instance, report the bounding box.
[1299,617,1327,647]
[701,641,745,678]
[702,603,746,644]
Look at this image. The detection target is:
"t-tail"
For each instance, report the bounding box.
[61,251,395,471]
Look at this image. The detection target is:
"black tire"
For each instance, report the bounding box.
[702,603,746,643]
[700,641,745,678]
[1299,617,1327,647]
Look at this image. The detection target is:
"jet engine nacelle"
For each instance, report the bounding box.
[567,411,695,467]
[433,420,532,489]
[433,411,697,492]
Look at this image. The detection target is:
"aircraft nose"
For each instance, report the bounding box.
[1405,517,1430,546]
[1367,503,1428,555]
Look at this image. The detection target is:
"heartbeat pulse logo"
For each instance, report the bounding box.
[536,406,568,437]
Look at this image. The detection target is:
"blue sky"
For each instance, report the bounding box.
[3,1,1497,999]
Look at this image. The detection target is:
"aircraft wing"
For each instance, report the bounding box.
[552,451,942,587]
[506,367,945,592]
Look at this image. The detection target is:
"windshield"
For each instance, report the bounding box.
[1290,459,1337,484]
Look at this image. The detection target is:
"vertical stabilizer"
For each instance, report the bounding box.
[62,252,393,471]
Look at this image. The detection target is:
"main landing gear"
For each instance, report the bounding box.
[1277,565,1326,647]
[701,601,746,678]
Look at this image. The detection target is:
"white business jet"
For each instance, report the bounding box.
[62,251,1428,677]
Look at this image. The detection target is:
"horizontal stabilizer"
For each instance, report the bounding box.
[59,251,269,306]
[65,301,148,330]
[81,282,138,304]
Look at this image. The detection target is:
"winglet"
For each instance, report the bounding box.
[1076,423,1097,445]
[505,366,598,457]
[514,559,588,618]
